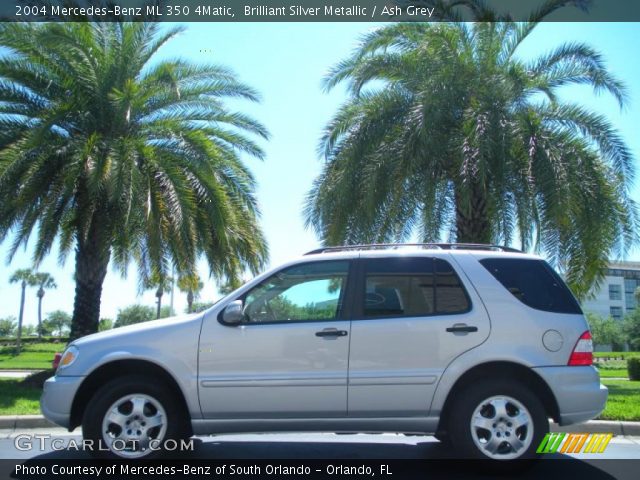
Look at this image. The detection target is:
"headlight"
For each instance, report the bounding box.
[57,345,79,370]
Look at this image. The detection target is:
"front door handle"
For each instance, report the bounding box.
[446,324,478,333]
[315,328,348,338]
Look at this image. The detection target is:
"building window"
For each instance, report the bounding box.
[625,278,639,310]
[609,284,622,301]
[610,306,623,321]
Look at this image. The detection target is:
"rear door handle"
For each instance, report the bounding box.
[446,324,478,333]
[315,328,348,337]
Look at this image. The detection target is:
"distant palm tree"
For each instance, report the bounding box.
[306,13,636,298]
[0,22,269,340]
[9,268,36,353]
[178,273,204,314]
[144,271,174,319]
[33,272,57,338]
[218,276,246,296]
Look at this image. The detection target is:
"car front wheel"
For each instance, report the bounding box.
[82,375,187,459]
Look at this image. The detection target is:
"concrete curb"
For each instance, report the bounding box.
[1,415,639,435]
[0,415,56,430]
[551,420,640,436]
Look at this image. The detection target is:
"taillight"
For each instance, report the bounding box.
[52,352,62,370]
[568,331,593,366]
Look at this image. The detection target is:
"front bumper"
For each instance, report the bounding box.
[40,375,85,430]
[533,365,608,426]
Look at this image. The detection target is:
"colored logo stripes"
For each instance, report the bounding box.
[537,433,613,454]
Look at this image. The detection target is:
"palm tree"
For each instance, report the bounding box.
[8,268,36,353]
[33,272,57,338]
[305,12,636,299]
[0,22,269,340]
[219,277,244,296]
[144,271,174,319]
[178,273,204,314]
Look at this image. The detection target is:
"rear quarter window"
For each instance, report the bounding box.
[479,258,582,314]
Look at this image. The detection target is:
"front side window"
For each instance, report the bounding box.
[362,257,470,318]
[242,261,349,323]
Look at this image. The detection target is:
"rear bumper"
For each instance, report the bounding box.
[533,366,607,426]
[40,375,84,430]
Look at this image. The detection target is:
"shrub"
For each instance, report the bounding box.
[586,313,624,348]
[0,317,17,337]
[114,305,155,328]
[623,311,640,350]
[43,311,71,337]
[191,302,214,313]
[628,358,640,381]
[98,318,113,331]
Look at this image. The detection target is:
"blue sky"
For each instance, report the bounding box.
[1,22,639,323]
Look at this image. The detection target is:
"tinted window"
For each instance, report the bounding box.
[243,261,349,323]
[480,258,581,314]
[435,258,471,314]
[609,284,622,301]
[610,306,623,321]
[362,257,470,318]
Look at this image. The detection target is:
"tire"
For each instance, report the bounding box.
[434,432,451,447]
[82,375,189,459]
[448,380,548,462]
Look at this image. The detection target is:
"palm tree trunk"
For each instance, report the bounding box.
[69,240,110,342]
[454,181,492,244]
[156,289,163,319]
[16,281,26,354]
[37,288,43,339]
[187,291,194,313]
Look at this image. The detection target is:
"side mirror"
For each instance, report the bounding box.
[222,300,244,325]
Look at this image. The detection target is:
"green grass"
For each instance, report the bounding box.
[599,369,629,378]
[595,352,640,360]
[599,379,640,421]
[0,378,42,415]
[594,356,640,379]
[0,342,64,370]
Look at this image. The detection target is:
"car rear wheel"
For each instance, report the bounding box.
[82,375,188,459]
[448,380,548,462]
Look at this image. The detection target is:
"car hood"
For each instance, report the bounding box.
[57,311,205,381]
[72,313,203,347]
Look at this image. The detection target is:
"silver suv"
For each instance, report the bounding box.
[41,244,606,461]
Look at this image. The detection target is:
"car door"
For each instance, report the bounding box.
[198,260,353,418]
[347,254,490,416]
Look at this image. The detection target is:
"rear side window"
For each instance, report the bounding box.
[362,257,470,318]
[479,258,581,314]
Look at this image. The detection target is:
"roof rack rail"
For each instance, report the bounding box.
[304,243,522,255]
